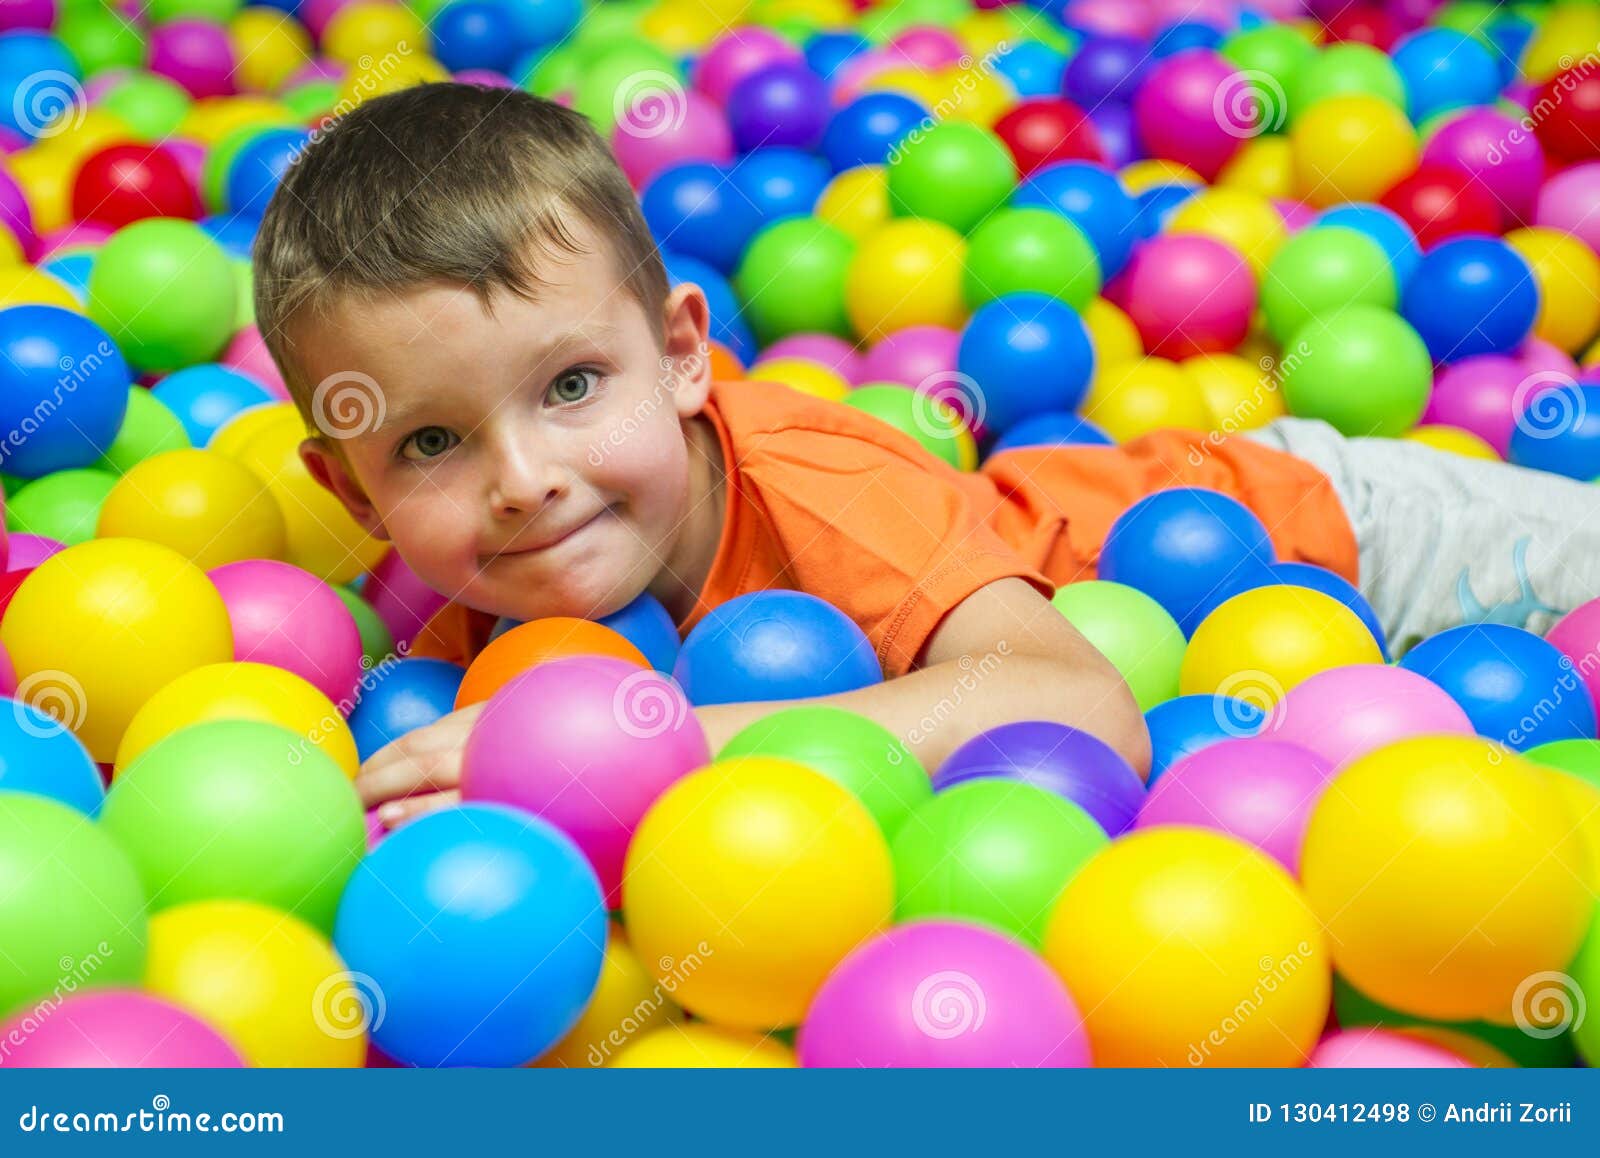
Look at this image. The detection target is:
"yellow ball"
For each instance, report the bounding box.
[337,53,450,108]
[1167,188,1286,277]
[1182,353,1286,434]
[537,924,683,1068]
[114,661,359,779]
[638,0,724,52]
[1522,3,1600,83]
[1082,296,1143,367]
[96,449,288,570]
[956,10,1016,59]
[1120,159,1201,194]
[230,7,314,93]
[1301,736,1593,1022]
[8,147,73,233]
[208,402,285,460]
[816,164,889,243]
[233,406,387,584]
[1082,357,1214,443]
[0,223,23,266]
[1043,828,1330,1067]
[1402,423,1501,461]
[144,899,367,1067]
[178,97,295,146]
[1291,94,1418,208]
[34,108,127,167]
[938,66,1013,129]
[1505,226,1600,354]
[756,0,851,24]
[1180,586,1383,706]
[845,218,967,342]
[322,1,425,66]
[0,539,233,762]
[1216,134,1294,200]
[608,1024,796,1068]
[0,264,81,312]
[864,67,948,114]
[622,756,894,1030]
[748,356,851,402]
[1545,769,1600,890]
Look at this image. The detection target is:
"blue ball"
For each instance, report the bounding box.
[598,591,680,673]
[1133,182,1195,238]
[1152,20,1224,56]
[150,364,275,448]
[1097,487,1277,636]
[0,31,80,81]
[334,804,606,1067]
[0,305,129,479]
[1399,623,1596,750]
[1401,237,1539,362]
[1392,28,1501,122]
[1013,160,1140,278]
[348,658,467,763]
[1314,204,1420,288]
[993,40,1067,98]
[1144,693,1266,785]
[821,92,925,172]
[988,410,1112,456]
[1508,382,1600,480]
[431,0,520,73]
[661,250,755,364]
[727,146,830,228]
[1486,17,1534,88]
[673,590,880,705]
[728,61,830,153]
[0,697,104,816]
[1063,35,1149,106]
[1088,102,1142,168]
[225,128,308,217]
[804,31,870,82]
[198,213,259,261]
[39,251,92,306]
[956,293,1095,433]
[642,162,763,276]
[1186,559,1390,659]
[498,0,581,54]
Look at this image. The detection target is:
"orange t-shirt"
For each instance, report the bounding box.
[411,380,1358,676]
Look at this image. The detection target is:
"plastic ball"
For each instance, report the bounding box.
[1261,226,1395,344]
[1215,134,1294,200]
[814,163,888,242]
[1534,64,1600,164]
[87,218,235,373]
[95,448,285,569]
[610,88,731,191]
[1266,663,1479,772]
[5,467,114,544]
[1282,305,1432,436]
[1505,226,1600,354]
[1166,186,1287,277]
[0,695,102,816]
[346,656,463,762]
[694,26,801,106]
[844,382,975,470]
[591,589,679,673]
[962,207,1099,310]
[1082,356,1214,442]
[609,1024,795,1068]
[727,60,828,152]
[1290,94,1418,207]
[229,6,312,92]
[456,617,646,708]
[845,217,967,340]
[1535,161,1600,255]
[1379,162,1503,249]
[1064,34,1148,107]
[726,145,829,226]
[1182,352,1287,431]
[430,0,518,73]
[0,304,129,478]
[1131,50,1247,181]
[1308,1028,1475,1069]
[1293,43,1405,114]
[208,559,363,706]
[96,74,191,142]
[149,19,238,99]
[536,923,682,1068]
[1108,233,1255,359]
[641,162,761,275]
[1403,423,1500,459]
[955,293,1093,432]
[988,411,1112,453]
[1548,598,1600,717]
[886,120,1015,234]
[1392,28,1500,123]
[1423,107,1546,227]
[750,355,850,401]
[991,98,1104,177]
[1144,693,1267,784]
[1402,237,1540,363]
[71,143,200,228]
[0,989,244,1068]
[223,126,307,216]
[735,217,854,342]
[1422,354,1526,455]
[1051,579,1185,711]
[1509,381,1600,480]
[1011,160,1139,279]
[1218,23,1315,131]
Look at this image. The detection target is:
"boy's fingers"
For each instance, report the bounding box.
[355,704,485,807]
[377,790,461,828]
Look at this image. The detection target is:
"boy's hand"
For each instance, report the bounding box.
[356,702,486,828]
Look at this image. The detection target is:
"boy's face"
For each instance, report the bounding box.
[294,224,714,624]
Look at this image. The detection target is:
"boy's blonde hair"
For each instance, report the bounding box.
[252,82,670,414]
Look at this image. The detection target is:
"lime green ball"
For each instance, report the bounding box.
[572,0,648,52]
[0,794,148,1018]
[335,584,397,671]
[1051,580,1185,711]
[862,0,966,43]
[201,124,266,214]
[572,43,680,135]
[888,121,1016,235]
[1262,226,1396,345]
[718,706,931,839]
[281,79,339,122]
[233,259,254,330]
[1282,306,1431,437]
[844,382,972,470]
[1332,973,1576,1069]
[1570,914,1600,1064]
[97,73,190,142]
[404,0,452,20]
[527,46,582,98]
[1524,739,1600,787]
[0,472,21,497]
[1220,24,1317,132]
[88,219,237,373]
[891,779,1107,947]
[1292,44,1406,118]
[7,468,118,544]
[58,9,147,76]
[963,208,1100,311]
[1434,1,1499,42]
[94,386,190,474]
[735,217,856,342]
[99,720,366,935]
[145,0,242,21]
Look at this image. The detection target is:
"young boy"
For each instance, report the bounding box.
[252,83,1600,827]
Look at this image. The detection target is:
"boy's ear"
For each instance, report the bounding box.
[299,437,391,541]
[661,282,714,417]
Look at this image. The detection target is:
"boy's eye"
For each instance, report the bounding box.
[400,426,457,461]
[548,368,596,405]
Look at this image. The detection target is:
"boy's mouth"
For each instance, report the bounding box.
[480,506,611,563]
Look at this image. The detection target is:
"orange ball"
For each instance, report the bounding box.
[455,617,649,708]
[707,341,744,381]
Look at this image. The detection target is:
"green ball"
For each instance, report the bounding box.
[527,46,583,98]
[145,0,242,21]
[1220,24,1318,132]
[0,793,148,1018]
[844,382,971,470]
[735,217,856,342]
[58,9,147,76]
[233,259,254,330]
[6,468,117,544]
[888,122,1016,235]
[97,74,190,142]
[1292,44,1405,118]
[963,208,1100,310]
[281,79,339,122]
[403,0,452,20]
[0,472,21,497]
[99,720,366,935]
[1282,306,1431,437]
[335,584,397,671]
[1569,913,1600,1064]
[88,219,237,373]
[862,0,967,43]
[572,0,648,54]
[1262,226,1396,344]
[94,386,190,473]
[1524,739,1600,788]
[572,43,681,136]
[201,124,267,214]
[1434,0,1499,43]
[1051,580,1185,712]
[718,705,931,839]
[891,778,1107,947]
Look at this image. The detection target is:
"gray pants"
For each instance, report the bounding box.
[1243,418,1599,658]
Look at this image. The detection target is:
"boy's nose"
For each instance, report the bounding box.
[488,439,564,517]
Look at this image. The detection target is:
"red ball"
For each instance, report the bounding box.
[1322,5,1399,50]
[1379,162,1502,249]
[70,143,201,228]
[0,568,30,619]
[993,98,1104,177]
[1534,67,1600,164]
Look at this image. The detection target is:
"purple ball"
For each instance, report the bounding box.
[1064,35,1149,106]
[727,60,829,152]
[1536,162,1600,255]
[0,0,55,32]
[149,19,237,99]
[285,57,345,87]
[759,332,866,382]
[861,324,960,390]
[1422,353,1526,456]
[933,721,1145,836]
[694,27,801,107]
[1422,108,1544,225]
[1089,101,1143,167]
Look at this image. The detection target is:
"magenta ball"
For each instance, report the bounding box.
[1134,737,1331,872]
[208,559,365,707]
[1536,162,1600,255]
[460,655,709,904]
[861,324,960,390]
[761,332,866,382]
[365,807,386,851]
[1266,663,1476,771]
[453,69,514,88]
[162,137,205,192]
[0,165,34,260]
[1422,108,1544,225]
[1519,337,1580,382]
[0,639,14,697]
[38,221,113,259]
[693,27,801,107]
[1132,50,1246,181]
[611,88,733,190]
[798,920,1091,1068]
[363,548,450,651]
[149,20,238,99]
[0,990,245,1067]
[832,49,904,105]
[1063,0,1150,36]
[285,57,345,87]
[1109,233,1255,358]
[0,0,55,31]
[1547,598,1600,716]
[1275,199,1316,233]
[1422,353,1525,455]
[6,532,61,570]
[299,0,359,40]
[221,326,289,400]
[889,28,965,69]
[1308,1029,1472,1068]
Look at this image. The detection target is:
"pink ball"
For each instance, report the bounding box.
[0,126,25,154]
[693,28,801,107]
[861,324,960,389]
[6,533,62,570]
[889,28,965,70]
[363,549,449,651]
[149,19,238,99]
[831,49,903,106]
[300,0,359,41]
[453,68,514,88]
[1266,663,1476,771]
[208,559,365,708]
[365,806,387,851]
[762,332,867,382]
[38,220,114,259]
[1062,0,1151,36]
[1536,162,1600,255]
[1547,598,1600,717]
[84,69,131,103]
[0,164,35,260]
[611,88,733,190]
[0,639,14,697]
[284,57,344,88]
[1423,353,1527,455]
[1132,50,1247,181]
[1109,233,1256,358]
[1308,1028,1472,1069]
[461,655,709,904]
[0,990,246,1067]
[1519,336,1580,380]
[161,137,206,193]
[1275,199,1317,233]
[0,0,55,32]
[799,920,1091,1067]
[1422,108,1544,226]
[1135,737,1331,872]
[221,325,289,400]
